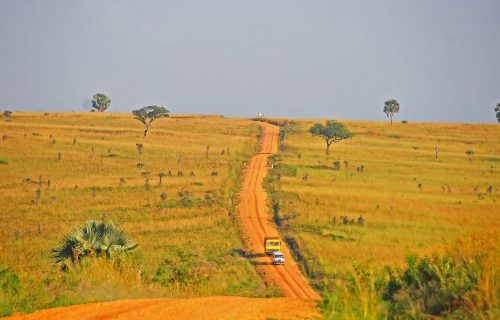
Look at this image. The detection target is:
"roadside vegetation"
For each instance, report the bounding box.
[261,118,499,318]
[0,112,269,316]
[321,234,498,319]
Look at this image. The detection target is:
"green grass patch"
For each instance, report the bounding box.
[278,164,298,177]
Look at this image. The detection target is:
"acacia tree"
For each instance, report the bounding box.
[91,93,111,112]
[132,105,170,137]
[495,102,500,123]
[309,120,352,155]
[383,99,400,125]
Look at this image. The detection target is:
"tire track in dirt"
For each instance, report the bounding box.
[238,122,320,300]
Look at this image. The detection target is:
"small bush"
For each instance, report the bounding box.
[383,252,496,318]
[3,110,12,121]
[135,143,143,154]
[179,195,194,207]
[0,264,20,316]
[333,161,341,170]
[204,191,217,206]
[153,250,216,288]
[0,265,20,296]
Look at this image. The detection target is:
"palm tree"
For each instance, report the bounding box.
[383,99,400,125]
[53,220,138,268]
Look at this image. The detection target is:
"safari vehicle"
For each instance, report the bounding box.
[272,251,285,265]
[264,236,281,255]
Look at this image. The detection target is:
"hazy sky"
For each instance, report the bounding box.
[1,1,499,122]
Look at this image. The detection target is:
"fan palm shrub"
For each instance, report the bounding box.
[52,220,138,269]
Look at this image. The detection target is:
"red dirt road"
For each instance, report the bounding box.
[238,122,320,300]
[6,122,320,320]
[6,297,319,320]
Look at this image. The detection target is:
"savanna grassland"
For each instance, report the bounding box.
[0,112,272,315]
[265,119,499,318]
[1,112,499,319]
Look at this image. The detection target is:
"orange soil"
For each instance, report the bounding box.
[6,297,319,320]
[238,122,320,300]
[6,122,320,320]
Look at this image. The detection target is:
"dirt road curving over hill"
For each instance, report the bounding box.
[238,122,320,300]
[6,122,319,320]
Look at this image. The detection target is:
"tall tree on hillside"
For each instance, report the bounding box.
[383,99,400,125]
[132,105,170,137]
[91,93,111,112]
[309,120,352,155]
[495,102,500,123]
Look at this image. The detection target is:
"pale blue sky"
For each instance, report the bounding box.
[1,1,499,122]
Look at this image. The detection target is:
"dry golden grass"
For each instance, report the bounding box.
[0,112,271,313]
[274,120,499,274]
[2,113,498,317]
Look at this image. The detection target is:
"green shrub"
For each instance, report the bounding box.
[321,236,499,319]
[0,265,20,316]
[0,264,45,316]
[384,251,498,319]
[0,266,20,295]
[179,195,194,207]
[154,251,194,287]
[153,250,216,288]
[321,265,387,320]
[385,256,460,317]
